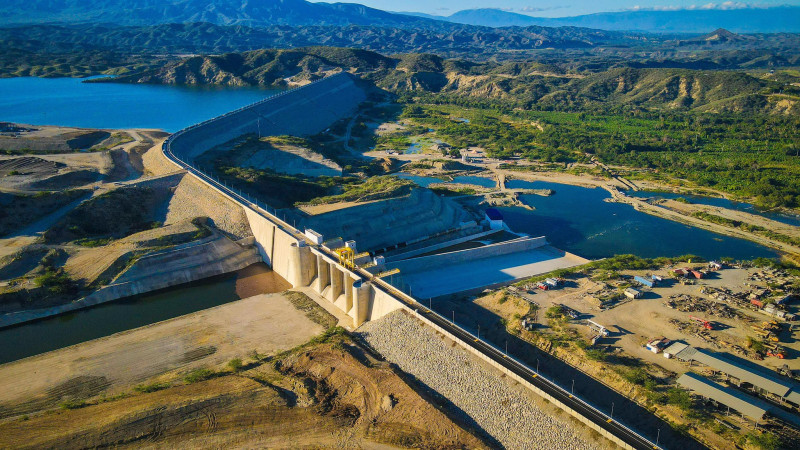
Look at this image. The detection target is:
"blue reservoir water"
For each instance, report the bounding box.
[396,173,443,187]
[396,173,495,188]
[0,77,280,132]
[627,190,800,227]
[499,180,779,260]
[451,175,496,188]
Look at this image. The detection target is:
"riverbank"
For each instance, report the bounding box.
[493,167,800,262]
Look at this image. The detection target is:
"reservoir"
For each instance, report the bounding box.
[0,77,279,132]
[0,264,290,365]
[399,174,778,261]
[501,180,779,260]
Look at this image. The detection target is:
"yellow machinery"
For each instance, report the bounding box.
[334,247,355,269]
[375,268,400,278]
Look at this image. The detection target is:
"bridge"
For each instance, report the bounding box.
[162,72,668,450]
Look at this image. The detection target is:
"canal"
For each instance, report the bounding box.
[0,264,289,365]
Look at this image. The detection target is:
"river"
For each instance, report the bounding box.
[0,264,290,365]
[398,174,779,261]
[0,77,279,132]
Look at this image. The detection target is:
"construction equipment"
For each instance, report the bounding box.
[777,364,795,378]
[334,247,355,269]
[753,329,780,342]
[767,347,787,359]
[375,268,400,278]
[690,316,714,330]
[586,320,609,337]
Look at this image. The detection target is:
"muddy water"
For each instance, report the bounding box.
[0,263,290,365]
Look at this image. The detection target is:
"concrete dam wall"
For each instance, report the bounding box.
[166,73,368,164]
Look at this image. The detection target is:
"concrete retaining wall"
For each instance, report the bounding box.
[383,229,500,262]
[387,236,547,273]
[168,73,368,164]
[89,236,261,302]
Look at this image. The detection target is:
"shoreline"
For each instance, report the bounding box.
[495,167,800,262]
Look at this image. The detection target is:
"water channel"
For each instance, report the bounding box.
[0,264,289,365]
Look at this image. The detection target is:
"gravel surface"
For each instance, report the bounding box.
[166,175,252,239]
[357,310,600,450]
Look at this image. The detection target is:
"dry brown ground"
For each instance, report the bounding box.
[0,334,488,449]
[0,293,320,418]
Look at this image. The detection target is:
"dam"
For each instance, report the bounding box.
[160,72,587,327]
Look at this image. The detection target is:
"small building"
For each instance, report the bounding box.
[673,268,688,277]
[677,372,772,423]
[484,208,504,230]
[662,342,689,359]
[690,270,704,279]
[647,337,671,354]
[624,287,642,299]
[544,278,562,288]
[304,229,324,245]
[634,275,655,288]
[709,261,724,271]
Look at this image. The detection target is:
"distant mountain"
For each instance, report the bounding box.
[424,6,800,33]
[0,0,445,29]
[106,47,796,114]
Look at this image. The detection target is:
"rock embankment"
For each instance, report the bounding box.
[357,310,600,450]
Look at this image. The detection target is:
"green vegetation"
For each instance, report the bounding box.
[74,237,113,247]
[401,98,799,208]
[745,431,783,450]
[693,211,800,247]
[666,387,693,411]
[429,186,476,196]
[0,189,88,237]
[34,268,76,294]
[133,382,171,393]
[227,358,244,373]
[44,187,161,243]
[183,368,217,384]
[300,176,414,206]
[59,399,88,410]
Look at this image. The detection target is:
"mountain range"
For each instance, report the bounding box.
[3,0,800,34]
[100,46,797,115]
[0,0,444,29]
[413,6,800,34]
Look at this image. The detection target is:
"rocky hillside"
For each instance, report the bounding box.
[114,47,797,114]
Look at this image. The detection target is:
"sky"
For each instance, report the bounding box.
[310,0,800,17]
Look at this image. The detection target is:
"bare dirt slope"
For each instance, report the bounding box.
[0,328,487,449]
[0,293,321,418]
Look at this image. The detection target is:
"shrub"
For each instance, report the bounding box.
[585,349,607,361]
[545,305,563,319]
[59,399,88,410]
[34,269,75,294]
[133,382,170,393]
[746,431,782,450]
[227,358,243,373]
[184,368,216,384]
